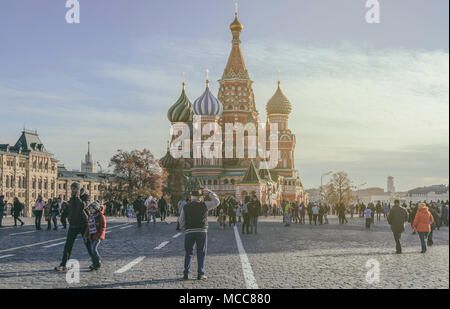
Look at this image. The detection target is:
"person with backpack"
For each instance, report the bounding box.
[179,187,220,280]
[84,201,106,271]
[412,203,434,253]
[44,199,52,230]
[12,197,25,227]
[50,199,60,230]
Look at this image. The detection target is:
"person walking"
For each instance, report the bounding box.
[241,196,250,234]
[299,203,306,224]
[133,196,145,227]
[364,207,372,230]
[227,197,237,227]
[12,197,25,227]
[427,205,440,247]
[179,188,220,280]
[0,195,5,228]
[249,195,261,234]
[387,200,409,254]
[34,195,46,230]
[44,199,52,230]
[312,204,319,225]
[236,202,242,223]
[307,203,313,225]
[55,182,92,272]
[84,201,106,271]
[412,203,434,253]
[58,198,69,229]
[176,196,188,230]
[50,199,60,230]
[158,194,168,222]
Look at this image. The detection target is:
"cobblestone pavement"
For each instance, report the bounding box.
[0,215,448,289]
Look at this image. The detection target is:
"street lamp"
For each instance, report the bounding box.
[356,182,367,204]
[320,171,333,204]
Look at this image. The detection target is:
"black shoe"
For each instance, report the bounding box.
[395,251,402,254]
[21,222,25,227]
[183,274,189,280]
[197,275,207,280]
[54,265,68,272]
[53,227,57,231]
[420,250,426,253]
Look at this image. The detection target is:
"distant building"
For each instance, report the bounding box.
[81,142,96,173]
[387,176,395,193]
[57,164,109,202]
[406,185,449,203]
[0,130,58,216]
[1,131,112,216]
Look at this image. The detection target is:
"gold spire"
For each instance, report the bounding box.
[222,5,248,80]
[277,70,281,87]
[182,72,185,90]
[206,69,210,88]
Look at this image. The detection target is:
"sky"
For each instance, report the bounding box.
[0,0,448,191]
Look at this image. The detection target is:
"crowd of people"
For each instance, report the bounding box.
[1,187,449,278]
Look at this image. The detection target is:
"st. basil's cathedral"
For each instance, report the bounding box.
[160,10,308,207]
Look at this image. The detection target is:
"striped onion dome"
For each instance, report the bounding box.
[193,82,223,116]
[159,147,179,169]
[167,83,193,123]
[266,82,292,115]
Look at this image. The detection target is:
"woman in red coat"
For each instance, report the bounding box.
[412,203,434,253]
[84,202,106,270]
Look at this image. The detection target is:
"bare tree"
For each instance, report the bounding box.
[324,171,354,208]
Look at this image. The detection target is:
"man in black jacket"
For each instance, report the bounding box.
[179,188,220,280]
[249,195,261,234]
[387,200,409,254]
[55,182,92,272]
[133,196,145,227]
[158,195,168,222]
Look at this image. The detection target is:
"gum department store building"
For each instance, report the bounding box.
[160,11,308,206]
[0,130,108,216]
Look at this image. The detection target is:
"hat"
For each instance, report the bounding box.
[89,202,101,212]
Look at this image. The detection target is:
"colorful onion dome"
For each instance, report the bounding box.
[193,81,223,116]
[266,81,292,115]
[167,83,193,123]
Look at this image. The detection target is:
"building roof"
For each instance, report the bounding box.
[222,13,249,80]
[58,168,110,182]
[0,130,52,157]
[266,82,292,115]
[167,83,193,123]
[193,84,223,116]
[408,185,449,195]
[239,161,264,185]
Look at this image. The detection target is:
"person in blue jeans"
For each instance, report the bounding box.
[178,187,220,280]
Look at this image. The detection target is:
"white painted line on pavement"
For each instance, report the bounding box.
[10,230,37,236]
[0,254,15,259]
[233,225,258,289]
[172,232,182,239]
[107,223,131,230]
[120,225,134,230]
[0,223,129,254]
[43,242,66,248]
[154,241,170,250]
[115,256,146,274]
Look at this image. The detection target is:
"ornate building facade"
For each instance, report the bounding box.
[1,130,109,216]
[161,11,307,206]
